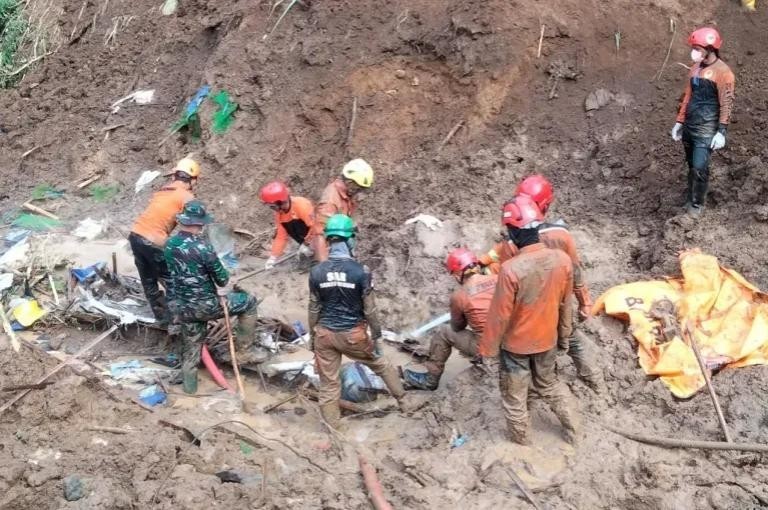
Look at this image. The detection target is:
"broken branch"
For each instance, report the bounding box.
[22,201,59,220]
[345,96,358,151]
[603,425,768,453]
[537,24,545,58]
[436,120,464,152]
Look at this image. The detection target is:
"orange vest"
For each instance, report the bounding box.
[131,181,194,246]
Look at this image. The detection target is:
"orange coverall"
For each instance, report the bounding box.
[269,196,316,257]
[478,242,576,443]
[313,178,356,261]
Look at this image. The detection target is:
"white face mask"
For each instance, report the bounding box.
[691,49,705,63]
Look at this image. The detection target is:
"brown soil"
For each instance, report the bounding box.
[3,0,768,508]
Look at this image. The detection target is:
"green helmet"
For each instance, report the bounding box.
[324,214,355,239]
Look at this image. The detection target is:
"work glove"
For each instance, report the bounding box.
[298,244,314,258]
[264,256,277,270]
[710,132,726,150]
[670,122,683,142]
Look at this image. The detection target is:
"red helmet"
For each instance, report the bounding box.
[445,248,479,274]
[515,175,554,213]
[502,195,544,228]
[259,181,290,204]
[688,27,722,50]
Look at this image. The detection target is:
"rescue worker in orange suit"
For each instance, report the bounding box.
[259,181,315,269]
[309,214,415,430]
[313,159,374,261]
[670,27,735,217]
[479,175,605,392]
[478,195,578,445]
[402,249,497,390]
[129,158,199,325]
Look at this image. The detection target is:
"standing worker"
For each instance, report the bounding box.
[129,158,200,325]
[309,214,413,429]
[164,200,258,394]
[479,176,605,391]
[402,248,497,390]
[313,159,374,261]
[479,195,578,445]
[259,181,316,269]
[670,27,735,217]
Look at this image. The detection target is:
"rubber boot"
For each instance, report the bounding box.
[320,402,343,431]
[583,372,607,394]
[182,369,198,395]
[402,369,439,391]
[549,399,578,444]
[507,421,533,446]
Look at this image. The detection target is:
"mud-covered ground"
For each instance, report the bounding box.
[2,0,768,508]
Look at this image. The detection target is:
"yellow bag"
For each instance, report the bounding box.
[743,0,756,10]
[594,250,768,397]
[12,299,47,327]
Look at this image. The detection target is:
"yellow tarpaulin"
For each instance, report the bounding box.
[593,250,768,398]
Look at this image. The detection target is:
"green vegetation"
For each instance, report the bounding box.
[0,0,29,88]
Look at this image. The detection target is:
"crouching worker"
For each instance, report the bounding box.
[164,200,258,394]
[403,248,497,390]
[309,214,414,429]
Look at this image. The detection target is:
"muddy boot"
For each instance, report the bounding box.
[686,203,704,217]
[320,403,343,431]
[583,373,607,394]
[507,421,532,446]
[182,369,198,395]
[402,369,439,391]
[549,399,579,444]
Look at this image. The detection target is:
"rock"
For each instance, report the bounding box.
[394,69,406,79]
[25,466,60,487]
[754,205,768,222]
[63,474,86,501]
[49,333,67,350]
[411,76,420,86]
[585,88,614,111]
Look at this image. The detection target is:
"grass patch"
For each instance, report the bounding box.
[0,0,29,88]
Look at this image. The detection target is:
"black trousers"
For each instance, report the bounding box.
[682,127,714,207]
[128,232,170,321]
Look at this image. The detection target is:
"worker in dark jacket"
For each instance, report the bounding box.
[671,27,735,216]
[309,214,413,429]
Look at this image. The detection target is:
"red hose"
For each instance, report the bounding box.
[358,454,394,510]
[201,344,235,393]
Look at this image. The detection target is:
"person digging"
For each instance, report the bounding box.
[259,180,316,270]
[129,157,200,327]
[313,158,374,261]
[480,174,606,393]
[164,200,258,394]
[402,248,497,390]
[308,214,416,430]
[478,195,578,445]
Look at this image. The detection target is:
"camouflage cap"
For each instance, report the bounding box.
[177,200,213,226]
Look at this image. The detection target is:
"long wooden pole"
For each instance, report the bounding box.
[685,322,732,443]
[603,425,768,453]
[220,296,246,400]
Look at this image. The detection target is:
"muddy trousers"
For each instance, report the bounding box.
[314,324,405,427]
[566,331,603,385]
[682,130,713,207]
[129,232,170,322]
[425,325,478,378]
[498,348,577,444]
[179,292,259,394]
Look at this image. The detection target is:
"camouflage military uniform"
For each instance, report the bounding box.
[164,231,257,393]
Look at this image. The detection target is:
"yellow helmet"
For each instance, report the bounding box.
[341,158,373,188]
[174,157,201,178]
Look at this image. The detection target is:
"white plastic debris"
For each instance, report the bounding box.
[161,0,178,15]
[0,273,13,291]
[405,213,444,231]
[134,170,161,194]
[111,89,156,113]
[0,239,29,271]
[72,218,107,240]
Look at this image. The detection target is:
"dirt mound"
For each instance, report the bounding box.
[3,0,768,507]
